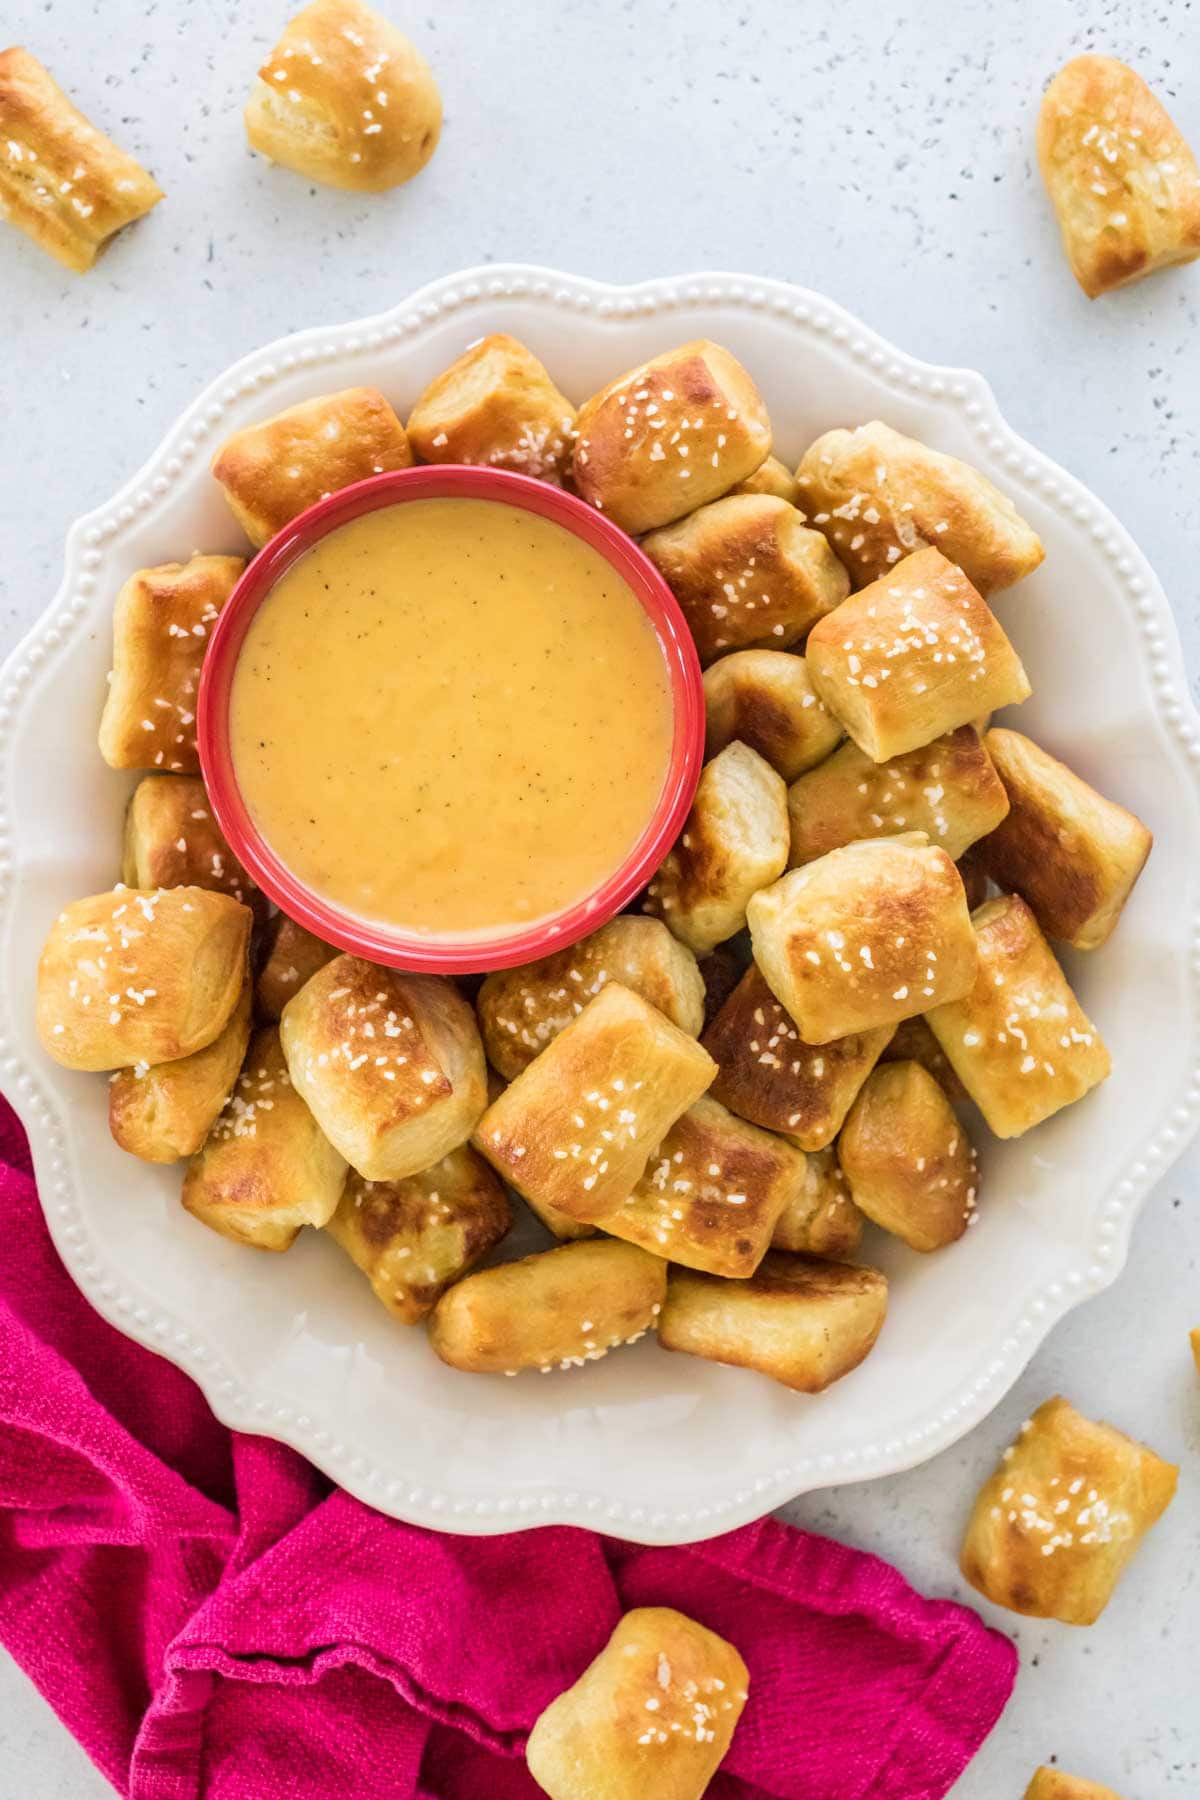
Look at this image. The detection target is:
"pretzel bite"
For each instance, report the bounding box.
[925,895,1110,1137]
[702,963,889,1150]
[645,742,790,957]
[526,1606,749,1800]
[1037,55,1200,298]
[957,845,991,911]
[211,387,412,549]
[697,937,750,1030]
[0,48,162,273]
[659,1252,887,1393]
[1024,1772,1124,1800]
[122,775,262,919]
[879,1014,967,1103]
[703,650,843,780]
[428,1238,666,1375]
[805,548,1030,762]
[732,452,800,504]
[474,983,714,1224]
[281,955,487,1180]
[182,1025,347,1251]
[254,913,339,1020]
[406,333,576,483]
[977,729,1152,950]
[786,726,1009,866]
[326,1146,511,1324]
[601,1093,806,1277]
[38,886,251,1071]
[244,0,441,194]
[748,835,977,1044]
[960,1396,1178,1625]
[839,1061,978,1250]
[477,916,704,1082]
[572,340,772,534]
[108,981,252,1164]
[770,1146,864,1256]
[98,555,244,774]
[795,420,1044,595]
[642,494,849,665]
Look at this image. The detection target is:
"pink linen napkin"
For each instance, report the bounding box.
[0,1097,1015,1799]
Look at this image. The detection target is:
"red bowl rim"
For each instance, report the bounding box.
[197,465,705,973]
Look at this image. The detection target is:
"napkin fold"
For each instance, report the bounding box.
[0,1099,1015,1799]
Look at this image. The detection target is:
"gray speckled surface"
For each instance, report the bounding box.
[1,1,1198,1796]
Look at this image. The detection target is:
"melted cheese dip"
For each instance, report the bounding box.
[230,498,674,937]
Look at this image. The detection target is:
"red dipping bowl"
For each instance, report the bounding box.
[197,466,705,974]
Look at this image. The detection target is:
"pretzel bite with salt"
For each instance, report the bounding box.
[572,340,772,535]
[960,1396,1178,1625]
[98,555,244,774]
[770,1146,864,1257]
[659,1252,887,1393]
[38,887,251,1072]
[255,913,340,1021]
[122,775,263,920]
[795,420,1044,595]
[732,452,801,504]
[406,333,577,484]
[645,742,789,958]
[925,895,1110,1138]
[805,548,1030,763]
[642,494,849,665]
[879,1014,967,1103]
[839,1061,978,1251]
[182,1025,347,1251]
[109,981,252,1164]
[1037,55,1200,298]
[280,956,487,1181]
[748,835,977,1045]
[1024,1770,1124,1800]
[702,963,890,1151]
[326,1146,511,1324]
[601,1093,806,1277]
[977,728,1152,950]
[211,387,412,549]
[526,1606,749,1800]
[477,916,704,1083]
[473,983,715,1226]
[703,650,843,780]
[786,726,1009,866]
[428,1238,666,1375]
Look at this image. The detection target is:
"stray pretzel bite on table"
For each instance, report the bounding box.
[645,741,790,958]
[109,981,252,1164]
[786,726,1009,866]
[211,387,413,549]
[960,1396,1178,1625]
[703,650,844,780]
[406,333,577,483]
[770,1145,864,1257]
[477,916,704,1083]
[525,1606,749,1800]
[572,340,772,535]
[255,913,340,1021]
[925,895,1111,1138]
[977,728,1152,950]
[1037,54,1200,298]
[599,1093,807,1278]
[182,1025,347,1251]
[1024,1770,1125,1800]
[795,420,1045,595]
[98,555,244,774]
[838,1061,978,1250]
[748,835,977,1045]
[326,1146,512,1324]
[805,548,1031,763]
[122,775,262,920]
[658,1252,888,1393]
[702,963,890,1151]
[0,47,163,273]
[642,494,849,665]
[38,886,251,1072]
[428,1238,666,1375]
[473,983,715,1224]
[280,956,488,1181]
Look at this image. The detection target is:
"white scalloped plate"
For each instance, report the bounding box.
[3,266,1199,1545]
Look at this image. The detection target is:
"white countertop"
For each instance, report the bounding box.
[1,1,1198,1795]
